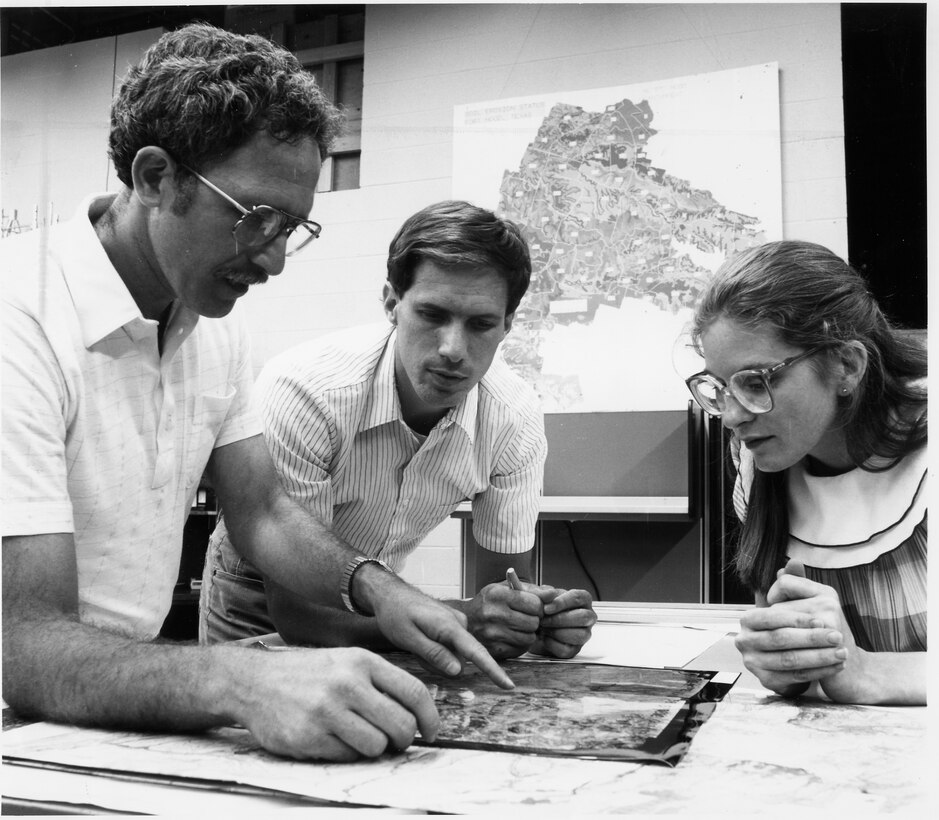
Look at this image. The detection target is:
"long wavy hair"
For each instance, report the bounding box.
[691,240,927,593]
[386,200,533,316]
[109,22,343,188]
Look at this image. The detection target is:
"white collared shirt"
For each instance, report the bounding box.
[1,194,261,639]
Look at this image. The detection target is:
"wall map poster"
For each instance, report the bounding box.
[392,654,735,766]
[453,64,782,412]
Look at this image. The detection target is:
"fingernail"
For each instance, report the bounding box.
[827,631,842,644]
[834,648,848,660]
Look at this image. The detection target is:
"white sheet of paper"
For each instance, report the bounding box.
[530,621,728,668]
[2,762,305,815]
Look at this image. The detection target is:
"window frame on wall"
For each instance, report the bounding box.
[295,18,363,193]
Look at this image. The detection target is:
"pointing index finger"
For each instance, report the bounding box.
[454,630,515,690]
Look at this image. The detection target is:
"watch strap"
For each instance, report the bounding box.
[340,556,392,615]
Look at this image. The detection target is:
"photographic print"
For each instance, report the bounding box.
[390,654,735,765]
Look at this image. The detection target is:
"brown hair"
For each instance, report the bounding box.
[386,200,532,316]
[109,22,342,187]
[692,240,926,593]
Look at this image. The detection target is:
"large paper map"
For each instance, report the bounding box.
[453,64,782,411]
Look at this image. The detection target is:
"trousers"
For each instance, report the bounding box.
[198,526,276,644]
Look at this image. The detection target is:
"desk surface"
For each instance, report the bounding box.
[2,608,929,815]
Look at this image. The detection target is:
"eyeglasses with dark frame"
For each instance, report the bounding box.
[182,164,322,257]
[685,347,824,417]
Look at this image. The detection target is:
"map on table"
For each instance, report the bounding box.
[390,654,736,766]
[453,63,781,412]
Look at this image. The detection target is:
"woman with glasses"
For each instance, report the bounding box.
[686,240,926,704]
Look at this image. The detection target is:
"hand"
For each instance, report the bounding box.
[356,566,515,690]
[462,581,546,659]
[464,579,596,660]
[238,646,439,761]
[532,586,597,659]
[735,559,856,698]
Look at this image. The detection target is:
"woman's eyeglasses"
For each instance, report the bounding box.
[685,347,823,416]
[182,165,322,257]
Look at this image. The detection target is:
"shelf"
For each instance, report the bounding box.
[592,602,750,627]
[453,495,689,521]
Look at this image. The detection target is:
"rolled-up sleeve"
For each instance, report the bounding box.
[470,404,546,554]
[257,365,336,528]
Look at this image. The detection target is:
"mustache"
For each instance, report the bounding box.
[223,269,268,287]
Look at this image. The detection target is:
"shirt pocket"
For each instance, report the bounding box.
[184,389,236,489]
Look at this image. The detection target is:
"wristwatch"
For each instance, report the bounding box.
[340,556,393,615]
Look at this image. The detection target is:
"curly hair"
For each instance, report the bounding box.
[109,22,343,187]
[691,240,927,593]
[386,201,533,316]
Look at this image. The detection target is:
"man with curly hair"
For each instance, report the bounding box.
[2,23,511,762]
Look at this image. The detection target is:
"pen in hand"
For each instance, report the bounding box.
[506,567,547,645]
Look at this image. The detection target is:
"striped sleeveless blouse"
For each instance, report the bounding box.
[732,439,927,653]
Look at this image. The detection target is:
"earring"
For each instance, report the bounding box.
[840,385,850,395]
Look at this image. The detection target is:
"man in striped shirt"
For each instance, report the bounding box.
[202,201,597,659]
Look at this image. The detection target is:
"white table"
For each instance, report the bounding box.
[2,607,928,815]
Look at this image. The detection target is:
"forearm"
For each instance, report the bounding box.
[208,438,359,609]
[2,611,257,730]
[225,489,354,609]
[827,649,927,705]
[268,581,391,650]
[473,547,535,588]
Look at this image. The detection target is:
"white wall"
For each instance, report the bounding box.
[0,29,163,230]
[0,4,846,599]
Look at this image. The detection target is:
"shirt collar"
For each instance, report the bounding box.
[448,376,479,444]
[61,193,199,350]
[363,329,400,430]
[362,328,479,443]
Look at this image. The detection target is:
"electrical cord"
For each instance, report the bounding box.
[564,521,602,601]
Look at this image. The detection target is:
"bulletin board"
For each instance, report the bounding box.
[453,63,782,413]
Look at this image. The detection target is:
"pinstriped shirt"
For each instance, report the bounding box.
[211,322,546,575]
